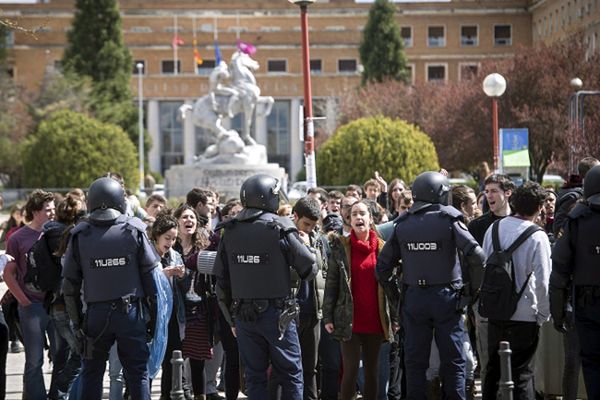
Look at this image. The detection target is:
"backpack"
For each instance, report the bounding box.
[23,233,63,294]
[478,220,542,321]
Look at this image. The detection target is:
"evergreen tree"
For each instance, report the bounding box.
[359,0,410,84]
[61,0,142,148]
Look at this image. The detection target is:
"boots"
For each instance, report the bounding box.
[426,377,442,399]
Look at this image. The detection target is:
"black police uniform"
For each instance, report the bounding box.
[213,174,317,400]
[376,171,485,400]
[550,164,600,400]
[62,177,159,400]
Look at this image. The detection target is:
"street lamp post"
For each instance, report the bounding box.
[568,77,600,174]
[483,73,507,173]
[289,0,317,189]
[136,62,145,195]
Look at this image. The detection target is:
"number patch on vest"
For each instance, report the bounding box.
[232,253,269,264]
[403,242,441,251]
[90,256,130,268]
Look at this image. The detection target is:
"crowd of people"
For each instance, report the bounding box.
[0,157,598,400]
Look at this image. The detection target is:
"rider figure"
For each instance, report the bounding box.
[209,61,239,119]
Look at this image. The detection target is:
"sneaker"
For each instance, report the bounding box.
[9,341,22,353]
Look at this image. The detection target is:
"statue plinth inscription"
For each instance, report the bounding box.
[165,163,285,200]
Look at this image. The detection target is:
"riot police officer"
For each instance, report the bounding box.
[62,177,159,400]
[376,171,485,400]
[213,174,317,400]
[551,164,600,400]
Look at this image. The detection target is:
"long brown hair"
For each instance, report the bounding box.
[173,204,210,251]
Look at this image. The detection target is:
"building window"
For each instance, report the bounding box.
[159,102,184,173]
[428,26,445,47]
[461,26,478,46]
[161,60,181,74]
[338,59,357,73]
[459,64,478,80]
[131,26,152,33]
[2,31,14,49]
[310,59,322,74]
[406,64,414,84]
[196,59,216,76]
[494,25,512,46]
[427,64,446,82]
[268,59,287,73]
[401,26,413,48]
[267,100,291,171]
[133,60,145,75]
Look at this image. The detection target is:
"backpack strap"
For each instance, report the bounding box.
[505,223,542,299]
[491,220,502,252]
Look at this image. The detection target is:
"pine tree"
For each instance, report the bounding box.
[359,0,410,84]
[61,0,140,147]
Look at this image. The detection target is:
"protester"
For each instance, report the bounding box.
[4,190,56,399]
[324,200,394,400]
[481,181,551,399]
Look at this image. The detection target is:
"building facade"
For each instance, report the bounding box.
[2,0,597,183]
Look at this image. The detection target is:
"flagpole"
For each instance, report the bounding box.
[236,12,240,41]
[173,15,178,75]
[192,15,197,72]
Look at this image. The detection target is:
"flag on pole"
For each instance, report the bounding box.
[172,15,180,75]
[214,40,222,64]
[193,38,203,66]
[172,35,184,48]
[213,17,222,64]
[237,39,256,57]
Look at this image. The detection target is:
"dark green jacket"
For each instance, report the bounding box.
[322,233,394,342]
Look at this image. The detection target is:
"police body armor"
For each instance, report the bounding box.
[570,210,600,286]
[225,213,291,299]
[72,216,145,303]
[396,204,462,286]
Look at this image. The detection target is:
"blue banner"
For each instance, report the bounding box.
[500,128,529,152]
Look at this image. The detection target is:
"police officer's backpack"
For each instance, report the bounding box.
[23,233,62,293]
[478,221,542,321]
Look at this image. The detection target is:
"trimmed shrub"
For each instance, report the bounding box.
[316,116,439,185]
[23,109,138,189]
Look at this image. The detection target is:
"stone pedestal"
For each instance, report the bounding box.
[165,163,286,200]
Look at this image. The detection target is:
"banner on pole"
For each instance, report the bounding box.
[500,128,530,168]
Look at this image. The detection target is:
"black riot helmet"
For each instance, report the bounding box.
[240,174,281,213]
[412,171,450,205]
[87,177,126,222]
[584,165,600,207]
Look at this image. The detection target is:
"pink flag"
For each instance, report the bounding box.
[237,39,256,56]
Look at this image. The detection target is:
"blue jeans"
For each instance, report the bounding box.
[19,302,51,400]
[49,306,82,399]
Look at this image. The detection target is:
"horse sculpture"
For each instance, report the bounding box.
[179,51,274,161]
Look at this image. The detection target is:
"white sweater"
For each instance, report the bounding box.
[482,216,551,325]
